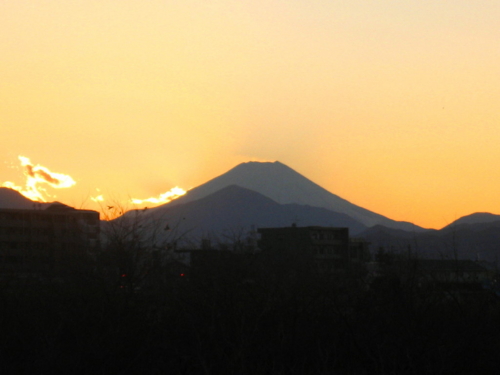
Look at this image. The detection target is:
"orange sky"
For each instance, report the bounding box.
[2,1,500,229]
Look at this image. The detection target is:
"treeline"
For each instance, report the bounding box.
[1,246,500,374]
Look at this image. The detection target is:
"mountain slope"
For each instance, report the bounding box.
[120,185,367,243]
[157,161,423,231]
[360,220,500,263]
[0,187,41,209]
[442,212,500,229]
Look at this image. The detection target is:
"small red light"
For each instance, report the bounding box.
[121,274,127,277]
[180,273,185,277]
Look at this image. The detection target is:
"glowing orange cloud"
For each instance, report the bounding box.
[91,195,104,202]
[1,156,76,202]
[131,187,186,205]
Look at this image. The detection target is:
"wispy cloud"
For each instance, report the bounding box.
[131,187,186,205]
[2,156,76,201]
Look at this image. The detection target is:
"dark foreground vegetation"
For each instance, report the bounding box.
[1,250,500,375]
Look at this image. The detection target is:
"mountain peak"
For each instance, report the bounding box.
[154,160,423,231]
[231,160,289,172]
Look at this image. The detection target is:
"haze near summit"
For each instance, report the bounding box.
[2,1,500,229]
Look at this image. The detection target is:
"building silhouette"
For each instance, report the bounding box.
[258,225,369,274]
[0,203,99,276]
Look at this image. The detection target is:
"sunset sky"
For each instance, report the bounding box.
[2,1,500,229]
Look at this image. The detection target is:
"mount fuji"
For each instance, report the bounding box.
[146,161,424,232]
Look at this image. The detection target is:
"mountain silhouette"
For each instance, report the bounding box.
[361,218,500,263]
[442,212,500,229]
[0,187,43,209]
[120,185,368,244]
[153,161,424,231]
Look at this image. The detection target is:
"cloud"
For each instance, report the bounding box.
[19,156,76,188]
[91,195,104,202]
[131,187,186,205]
[1,156,76,202]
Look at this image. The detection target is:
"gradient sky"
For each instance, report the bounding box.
[2,1,500,229]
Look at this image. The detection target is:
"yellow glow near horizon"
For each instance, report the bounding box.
[1,155,187,218]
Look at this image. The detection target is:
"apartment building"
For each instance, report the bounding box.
[0,203,99,274]
[258,225,369,274]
